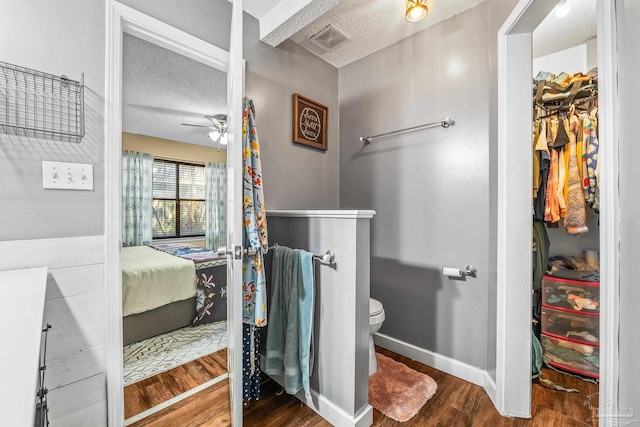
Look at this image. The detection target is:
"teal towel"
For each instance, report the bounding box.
[298,250,314,399]
[264,246,315,399]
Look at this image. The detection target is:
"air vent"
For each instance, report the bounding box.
[308,24,350,52]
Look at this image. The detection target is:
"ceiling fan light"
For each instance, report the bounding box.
[406,0,428,23]
[208,130,221,141]
[220,133,228,145]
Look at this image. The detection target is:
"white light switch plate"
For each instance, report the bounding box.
[42,161,94,191]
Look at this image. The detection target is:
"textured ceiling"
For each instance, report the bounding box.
[290,0,485,68]
[532,0,596,59]
[261,0,339,47]
[122,34,227,147]
[242,0,288,19]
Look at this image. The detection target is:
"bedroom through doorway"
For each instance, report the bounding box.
[119,32,230,424]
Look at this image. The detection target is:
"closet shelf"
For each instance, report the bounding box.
[0,61,84,143]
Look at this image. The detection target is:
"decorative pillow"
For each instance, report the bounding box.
[192,264,227,326]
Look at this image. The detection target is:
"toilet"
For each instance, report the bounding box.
[368,298,385,375]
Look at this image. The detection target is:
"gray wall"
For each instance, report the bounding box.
[617,0,640,419]
[0,0,105,240]
[0,0,339,423]
[121,0,340,211]
[339,3,491,368]
[267,213,372,424]
[0,0,339,243]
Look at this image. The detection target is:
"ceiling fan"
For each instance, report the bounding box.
[181,114,228,146]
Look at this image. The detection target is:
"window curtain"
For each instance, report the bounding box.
[205,162,227,251]
[122,150,153,247]
[241,97,268,401]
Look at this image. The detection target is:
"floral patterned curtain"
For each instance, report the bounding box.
[205,162,227,251]
[122,150,153,247]
[242,98,268,327]
[241,97,268,401]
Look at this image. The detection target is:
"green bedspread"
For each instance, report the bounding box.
[121,246,196,316]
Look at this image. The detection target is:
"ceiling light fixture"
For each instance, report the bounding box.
[406,0,428,23]
[208,129,228,145]
[555,0,570,18]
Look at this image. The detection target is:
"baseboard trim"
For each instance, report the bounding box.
[373,333,486,387]
[483,370,499,413]
[265,370,372,427]
[124,373,228,426]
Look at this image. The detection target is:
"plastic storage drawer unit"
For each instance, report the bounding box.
[541,305,599,347]
[541,333,599,378]
[542,275,599,313]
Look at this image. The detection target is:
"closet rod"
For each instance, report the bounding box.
[359,117,455,145]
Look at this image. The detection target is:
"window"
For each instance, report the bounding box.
[152,159,206,239]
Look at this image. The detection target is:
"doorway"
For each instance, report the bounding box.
[105,2,244,426]
[496,0,619,420]
[119,32,229,424]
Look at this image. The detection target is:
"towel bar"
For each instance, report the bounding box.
[243,245,336,264]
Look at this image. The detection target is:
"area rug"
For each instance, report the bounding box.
[369,352,437,422]
[123,321,227,386]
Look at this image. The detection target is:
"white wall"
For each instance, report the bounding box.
[532,38,598,76]
[0,237,107,426]
[533,43,588,76]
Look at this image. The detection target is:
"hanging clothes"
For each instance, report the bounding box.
[544,118,562,226]
[241,97,268,400]
[564,115,589,235]
[580,114,591,200]
[585,108,600,210]
[531,70,599,234]
[534,150,550,222]
[243,323,262,401]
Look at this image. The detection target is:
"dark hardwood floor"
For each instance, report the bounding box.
[128,346,599,426]
[125,348,228,419]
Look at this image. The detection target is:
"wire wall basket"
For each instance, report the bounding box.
[0,61,84,143]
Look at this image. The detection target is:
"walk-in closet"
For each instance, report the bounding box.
[531,0,600,404]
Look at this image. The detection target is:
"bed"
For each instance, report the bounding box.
[121,243,227,346]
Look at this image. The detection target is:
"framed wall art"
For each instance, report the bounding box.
[293,93,328,151]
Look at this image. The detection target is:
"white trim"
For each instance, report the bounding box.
[596,0,621,422]
[0,235,104,270]
[265,370,373,427]
[266,210,376,219]
[114,3,229,72]
[105,3,125,424]
[226,0,244,425]
[483,371,498,414]
[374,333,486,387]
[301,391,373,427]
[496,0,620,421]
[105,3,242,426]
[123,374,229,426]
